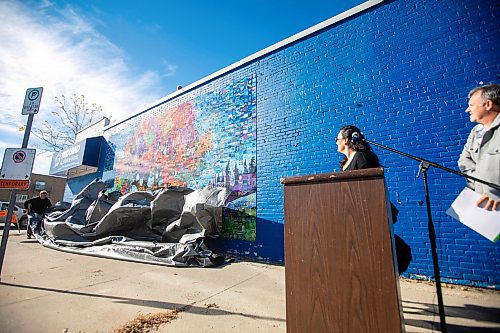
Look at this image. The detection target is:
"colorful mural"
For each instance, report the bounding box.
[104,75,257,240]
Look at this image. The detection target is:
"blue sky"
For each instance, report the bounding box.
[0,0,365,173]
[65,0,365,91]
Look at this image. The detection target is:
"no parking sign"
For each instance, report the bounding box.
[0,148,36,189]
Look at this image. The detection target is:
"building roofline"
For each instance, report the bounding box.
[106,0,384,130]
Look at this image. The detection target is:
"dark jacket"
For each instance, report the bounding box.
[343,151,380,170]
[24,197,52,214]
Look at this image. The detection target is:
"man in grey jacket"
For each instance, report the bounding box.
[458,84,500,210]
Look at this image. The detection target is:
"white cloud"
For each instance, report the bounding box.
[0,0,174,174]
[162,61,178,77]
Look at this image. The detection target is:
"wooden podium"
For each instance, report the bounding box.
[281,168,405,333]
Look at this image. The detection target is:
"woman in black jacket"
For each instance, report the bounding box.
[335,125,379,171]
[335,124,412,274]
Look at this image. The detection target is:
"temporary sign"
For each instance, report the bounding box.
[21,87,43,115]
[0,148,36,189]
[0,180,29,189]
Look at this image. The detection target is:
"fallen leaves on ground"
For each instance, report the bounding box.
[204,303,219,309]
[111,309,179,333]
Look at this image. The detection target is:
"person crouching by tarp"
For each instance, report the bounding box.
[24,190,52,239]
[335,125,412,274]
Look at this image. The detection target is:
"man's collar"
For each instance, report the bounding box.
[490,113,500,129]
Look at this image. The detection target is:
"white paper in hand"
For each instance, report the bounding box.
[446,188,500,242]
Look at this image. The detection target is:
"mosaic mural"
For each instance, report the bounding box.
[104,75,257,240]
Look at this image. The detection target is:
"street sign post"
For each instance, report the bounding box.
[21,87,43,115]
[1,87,43,280]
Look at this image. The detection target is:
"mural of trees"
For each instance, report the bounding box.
[104,75,257,240]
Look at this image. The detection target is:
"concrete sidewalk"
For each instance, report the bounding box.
[0,229,499,333]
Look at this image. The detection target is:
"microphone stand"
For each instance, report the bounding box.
[360,136,500,333]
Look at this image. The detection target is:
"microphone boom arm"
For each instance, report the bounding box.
[364,138,500,191]
[354,134,500,333]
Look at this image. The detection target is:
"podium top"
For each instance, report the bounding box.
[280,167,384,185]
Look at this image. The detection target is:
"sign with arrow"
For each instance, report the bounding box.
[0,148,36,189]
[21,87,43,115]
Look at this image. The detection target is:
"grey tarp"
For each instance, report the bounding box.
[33,179,230,267]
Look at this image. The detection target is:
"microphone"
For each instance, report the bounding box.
[351,132,364,143]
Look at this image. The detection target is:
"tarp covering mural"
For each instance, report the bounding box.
[103,75,257,241]
[30,179,230,267]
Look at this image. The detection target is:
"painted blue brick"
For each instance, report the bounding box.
[463,274,487,282]
[254,0,499,288]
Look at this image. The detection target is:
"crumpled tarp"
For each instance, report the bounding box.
[32,179,230,267]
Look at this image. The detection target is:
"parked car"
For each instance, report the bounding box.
[0,201,26,227]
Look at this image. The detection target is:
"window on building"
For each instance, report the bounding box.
[35,181,46,190]
[16,194,28,202]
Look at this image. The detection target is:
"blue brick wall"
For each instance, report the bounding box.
[250,0,499,288]
[66,0,499,288]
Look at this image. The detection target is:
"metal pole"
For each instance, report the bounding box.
[22,113,35,149]
[359,135,496,333]
[0,113,34,280]
[421,163,447,333]
[0,192,17,281]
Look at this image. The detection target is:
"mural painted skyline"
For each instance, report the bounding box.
[104,74,257,240]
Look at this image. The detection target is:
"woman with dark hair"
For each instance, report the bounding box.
[336,125,380,171]
[335,125,412,274]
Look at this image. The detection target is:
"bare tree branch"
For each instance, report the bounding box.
[31,93,103,152]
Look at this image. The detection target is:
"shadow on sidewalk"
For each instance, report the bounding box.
[402,300,500,333]
[0,281,285,323]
